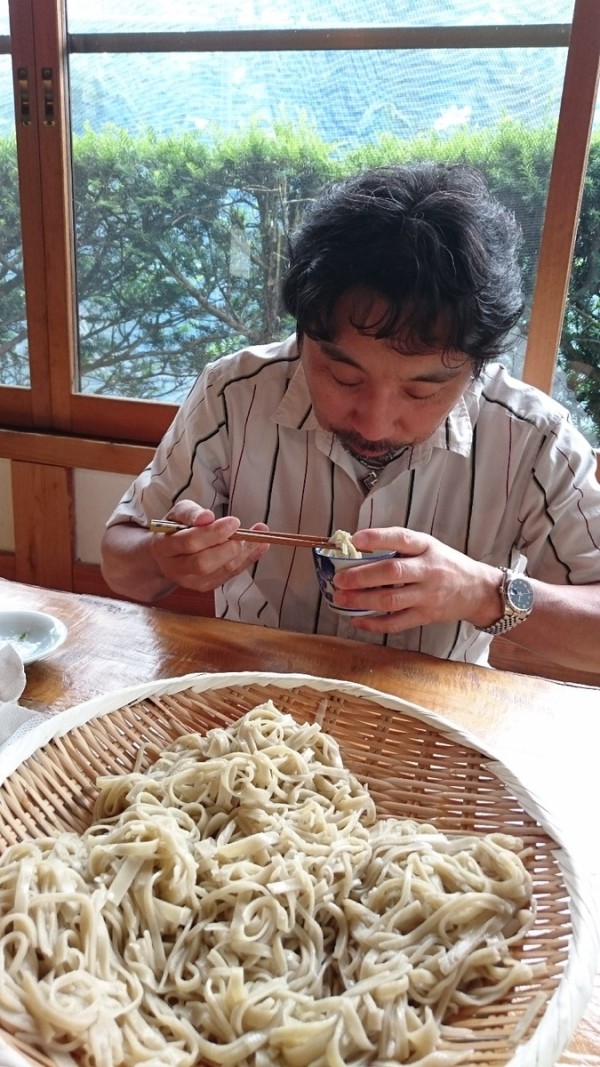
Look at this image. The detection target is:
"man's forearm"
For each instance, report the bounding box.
[505,580,600,672]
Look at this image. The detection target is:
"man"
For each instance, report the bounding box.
[101,162,600,670]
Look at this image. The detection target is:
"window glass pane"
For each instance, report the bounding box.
[67,0,575,33]
[559,110,600,447]
[0,4,29,388]
[68,39,567,402]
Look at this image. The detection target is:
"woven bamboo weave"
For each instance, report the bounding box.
[0,679,573,1067]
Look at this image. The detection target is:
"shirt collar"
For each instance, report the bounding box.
[274,355,321,431]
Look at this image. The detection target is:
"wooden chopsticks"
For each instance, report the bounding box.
[148,519,330,548]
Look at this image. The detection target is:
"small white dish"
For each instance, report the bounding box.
[0,610,68,665]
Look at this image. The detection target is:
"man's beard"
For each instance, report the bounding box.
[335,430,409,469]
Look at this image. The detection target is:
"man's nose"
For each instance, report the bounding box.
[352,392,400,441]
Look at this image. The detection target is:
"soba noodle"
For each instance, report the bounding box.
[323,530,362,558]
[0,702,537,1067]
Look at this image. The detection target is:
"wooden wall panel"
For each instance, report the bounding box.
[12,460,73,589]
[0,553,17,582]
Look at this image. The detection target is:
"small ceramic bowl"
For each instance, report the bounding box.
[312,547,399,616]
[0,610,68,665]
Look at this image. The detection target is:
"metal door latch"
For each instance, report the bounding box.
[41,67,55,126]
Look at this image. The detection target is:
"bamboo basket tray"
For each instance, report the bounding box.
[0,671,596,1067]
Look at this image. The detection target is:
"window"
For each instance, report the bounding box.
[2,0,599,443]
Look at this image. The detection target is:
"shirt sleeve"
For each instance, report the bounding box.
[517,419,600,584]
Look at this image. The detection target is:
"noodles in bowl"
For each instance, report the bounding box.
[321,529,363,558]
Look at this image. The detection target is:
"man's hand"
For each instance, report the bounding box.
[150,502,270,594]
[100,500,270,603]
[332,526,503,632]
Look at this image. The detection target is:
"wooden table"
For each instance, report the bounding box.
[2,577,599,1064]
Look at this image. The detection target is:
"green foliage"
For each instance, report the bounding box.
[0,121,598,437]
[561,142,600,435]
[70,121,339,397]
[0,134,29,385]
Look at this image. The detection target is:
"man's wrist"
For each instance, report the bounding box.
[469,566,505,629]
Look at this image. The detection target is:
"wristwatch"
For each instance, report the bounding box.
[477,567,534,636]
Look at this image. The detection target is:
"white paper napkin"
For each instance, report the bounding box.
[0,643,47,747]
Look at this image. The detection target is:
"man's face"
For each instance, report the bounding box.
[300,296,474,459]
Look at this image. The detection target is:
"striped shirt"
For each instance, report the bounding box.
[107,335,600,664]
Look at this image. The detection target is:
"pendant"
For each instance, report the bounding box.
[362,470,379,491]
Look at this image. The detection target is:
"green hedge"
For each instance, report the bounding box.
[1,120,598,435]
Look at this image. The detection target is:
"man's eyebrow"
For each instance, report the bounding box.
[404,366,466,383]
[318,340,467,383]
[318,341,360,366]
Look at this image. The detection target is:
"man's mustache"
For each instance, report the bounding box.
[335,429,406,454]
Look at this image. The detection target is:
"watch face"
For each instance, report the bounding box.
[507,577,534,613]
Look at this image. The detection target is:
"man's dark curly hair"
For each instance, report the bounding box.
[281,162,524,373]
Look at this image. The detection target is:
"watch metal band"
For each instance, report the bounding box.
[479,612,527,637]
